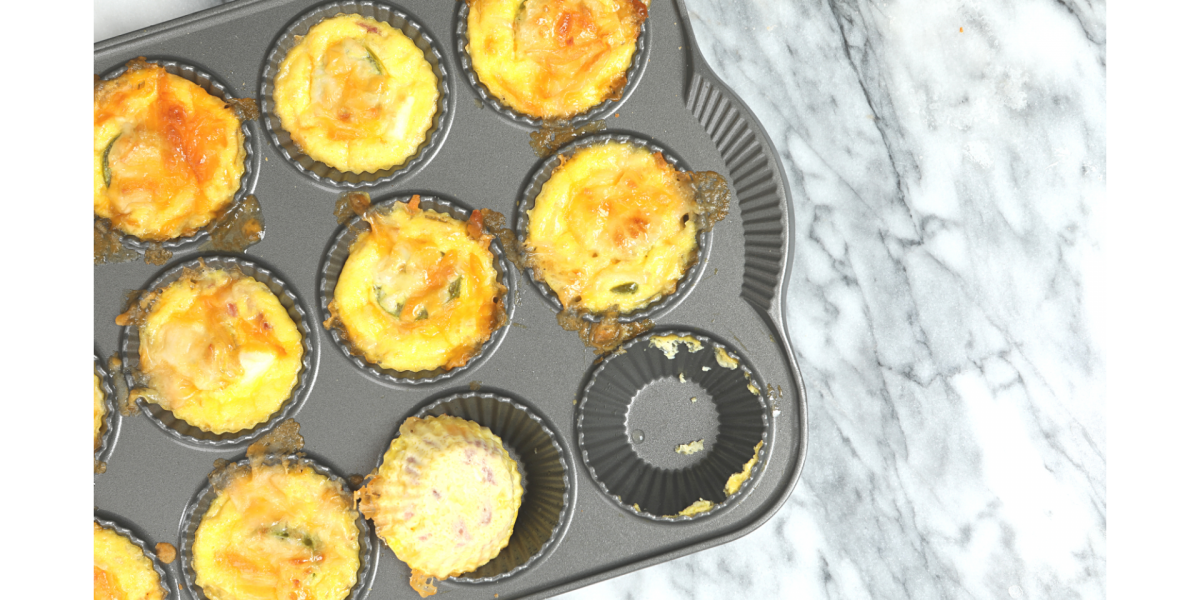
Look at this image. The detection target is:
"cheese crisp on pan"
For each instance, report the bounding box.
[129,267,303,434]
[525,141,699,314]
[466,0,647,119]
[357,415,523,597]
[94,522,164,600]
[274,14,439,173]
[192,461,361,600]
[94,62,246,241]
[328,197,505,373]
[94,372,107,452]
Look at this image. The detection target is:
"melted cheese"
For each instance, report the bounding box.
[713,346,739,369]
[330,200,503,373]
[648,334,703,359]
[94,64,245,241]
[137,268,303,434]
[525,142,698,313]
[94,373,106,451]
[724,440,764,497]
[192,463,361,600]
[674,499,714,518]
[674,439,704,455]
[467,0,647,119]
[357,416,522,595]
[274,15,439,173]
[94,523,164,600]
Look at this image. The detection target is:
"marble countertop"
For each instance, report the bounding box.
[95,1,1106,598]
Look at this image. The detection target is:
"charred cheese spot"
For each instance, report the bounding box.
[356,415,523,596]
[94,372,107,452]
[330,201,504,373]
[466,0,647,119]
[135,268,303,434]
[274,15,439,174]
[94,64,246,241]
[94,523,164,600]
[525,141,698,314]
[192,463,361,600]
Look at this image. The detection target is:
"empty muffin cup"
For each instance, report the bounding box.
[260,0,451,187]
[404,391,572,581]
[320,194,514,386]
[118,255,316,447]
[577,330,770,520]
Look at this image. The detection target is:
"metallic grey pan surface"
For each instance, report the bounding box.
[93,1,808,598]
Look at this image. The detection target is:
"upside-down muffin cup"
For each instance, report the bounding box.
[93,516,171,600]
[321,195,511,385]
[263,2,450,186]
[95,58,254,249]
[119,256,314,446]
[461,0,648,123]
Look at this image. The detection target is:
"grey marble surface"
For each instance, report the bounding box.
[95,0,1106,598]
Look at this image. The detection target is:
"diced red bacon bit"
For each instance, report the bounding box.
[483,466,496,485]
[467,210,485,239]
[227,303,238,316]
[481,506,492,525]
[358,21,380,34]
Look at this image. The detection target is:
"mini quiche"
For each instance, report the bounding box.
[130,267,303,434]
[356,415,523,597]
[94,522,165,600]
[94,61,246,241]
[274,14,439,174]
[94,372,107,452]
[525,141,699,314]
[192,461,361,600]
[466,0,647,119]
[328,197,505,373]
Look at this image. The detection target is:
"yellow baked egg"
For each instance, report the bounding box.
[467,0,647,119]
[94,372,107,451]
[94,61,246,241]
[274,14,439,173]
[130,267,303,434]
[192,461,361,600]
[356,415,523,597]
[328,197,505,373]
[94,522,164,600]
[525,141,699,314]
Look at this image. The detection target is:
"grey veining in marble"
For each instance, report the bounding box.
[95,0,1106,598]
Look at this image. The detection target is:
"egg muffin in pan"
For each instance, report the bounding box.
[465,0,647,120]
[94,60,247,242]
[356,415,524,597]
[524,139,701,315]
[326,196,506,375]
[94,521,167,600]
[274,14,439,174]
[191,459,362,600]
[121,264,304,435]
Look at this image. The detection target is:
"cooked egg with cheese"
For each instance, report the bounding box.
[94,62,246,242]
[133,267,303,434]
[94,522,165,600]
[274,14,439,174]
[525,141,699,314]
[94,372,107,452]
[356,415,523,597]
[192,462,361,600]
[467,0,647,119]
[329,197,505,373]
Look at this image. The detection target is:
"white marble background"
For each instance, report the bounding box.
[95,1,1106,598]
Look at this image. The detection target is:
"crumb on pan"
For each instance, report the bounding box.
[724,440,765,497]
[714,346,739,369]
[674,499,714,518]
[155,542,177,564]
[674,439,704,455]
[648,334,704,359]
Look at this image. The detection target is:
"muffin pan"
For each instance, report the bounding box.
[94,1,807,598]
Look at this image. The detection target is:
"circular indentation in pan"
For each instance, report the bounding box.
[454,0,649,127]
[400,391,571,582]
[96,58,257,255]
[260,1,452,188]
[319,194,514,386]
[515,132,711,322]
[93,513,174,599]
[94,352,120,470]
[178,453,376,600]
[119,255,316,447]
[577,330,769,520]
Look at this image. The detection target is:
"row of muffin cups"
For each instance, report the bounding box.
[97,0,653,256]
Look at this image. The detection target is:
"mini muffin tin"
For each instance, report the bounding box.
[94,1,807,598]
